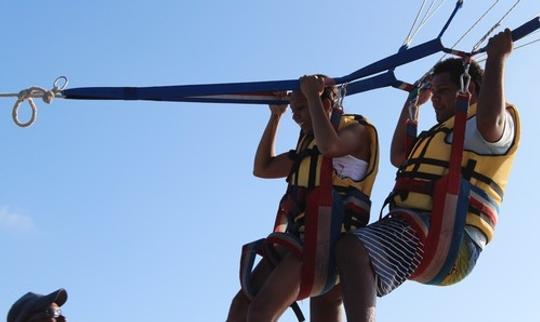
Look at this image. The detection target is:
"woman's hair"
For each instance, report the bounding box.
[316,74,341,110]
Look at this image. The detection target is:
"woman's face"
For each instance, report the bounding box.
[289,90,332,133]
[289,91,313,133]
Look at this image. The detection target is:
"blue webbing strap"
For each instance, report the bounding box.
[342,71,400,96]
[60,14,539,105]
[338,39,444,83]
[441,15,540,58]
[61,0,459,104]
[62,79,298,101]
[473,15,540,55]
[61,38,440,103]
[62,71,401,104]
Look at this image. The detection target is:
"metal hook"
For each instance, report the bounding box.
[53,76,69,91]
[337,82,348,110]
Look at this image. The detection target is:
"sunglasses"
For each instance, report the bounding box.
[27,307,64,322]
[44,307,62,318]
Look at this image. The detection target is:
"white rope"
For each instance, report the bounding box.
[3,76,68,127]
[436,0,500,63]
[408,0,447,43]
[514,35,540,50]
[471,0,521,52]
[476,31,540,63]
[403,0,428,46]
[453,0,500,49]
[403,0,447,47]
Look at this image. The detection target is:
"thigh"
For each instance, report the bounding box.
[249,253,302,320]
[226,258,276,322]
[439,233,482,286]
[310,284,343,322]
[248,257,275,292]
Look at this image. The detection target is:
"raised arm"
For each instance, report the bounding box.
[253,101,294,178]
[300,75,368,158]
[390,88,431,167]
[476,28,513,142]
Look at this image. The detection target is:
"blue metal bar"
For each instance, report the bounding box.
[473,15,540,55]
[339,38,444,82]
[64,71,399,105]
[60,9,540,105]
[62,27,448,103]
[345,71,399,96]
[437,0,464,39]
[63,79,300,100]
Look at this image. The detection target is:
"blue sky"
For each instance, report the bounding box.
[1,1,539,321]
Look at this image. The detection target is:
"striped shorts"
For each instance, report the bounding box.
[351,211,482,296]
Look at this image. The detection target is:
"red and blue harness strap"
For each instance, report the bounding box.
[238,109,346,321]
[298,156,335,299]
[409,91,470,284]
[239,236,306,322]
[294,110,344,298]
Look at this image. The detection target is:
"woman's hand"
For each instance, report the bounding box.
[269,91,288,116]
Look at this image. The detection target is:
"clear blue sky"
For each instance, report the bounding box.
[1,1,539,321]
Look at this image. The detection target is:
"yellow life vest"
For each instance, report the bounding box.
[282,114,379,233]
[240,113,379,309]
[392,103,520,243]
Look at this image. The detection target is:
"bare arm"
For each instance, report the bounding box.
[300,75,367,158]
[253,103,294,178]
[390,101,414,167]
[390,88,431,167]
[477,28,513,142]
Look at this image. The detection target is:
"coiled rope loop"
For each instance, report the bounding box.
[12,76,68,127]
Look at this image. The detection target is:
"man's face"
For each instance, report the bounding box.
[430,72,460,123]
[289,91,313,133]
[27,303,65,322]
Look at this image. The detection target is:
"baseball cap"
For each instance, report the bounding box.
[7,289,68,322]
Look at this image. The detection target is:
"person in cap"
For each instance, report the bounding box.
[7,289,67,322]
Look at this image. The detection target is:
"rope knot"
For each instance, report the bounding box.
[11,76,68,127]
[42,90,56,104]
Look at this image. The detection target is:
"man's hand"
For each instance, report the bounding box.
[417,86,432,106]
[486,28,513,60]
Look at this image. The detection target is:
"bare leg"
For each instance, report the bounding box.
[310,284,343,322]
[335,235,377,322]
[246,253,302,322]
[226,259,274,322]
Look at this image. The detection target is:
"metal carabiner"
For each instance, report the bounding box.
[336,82,348,111]
[459,61,472,94]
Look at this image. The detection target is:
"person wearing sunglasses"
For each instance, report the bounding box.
[7,289,67,322]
